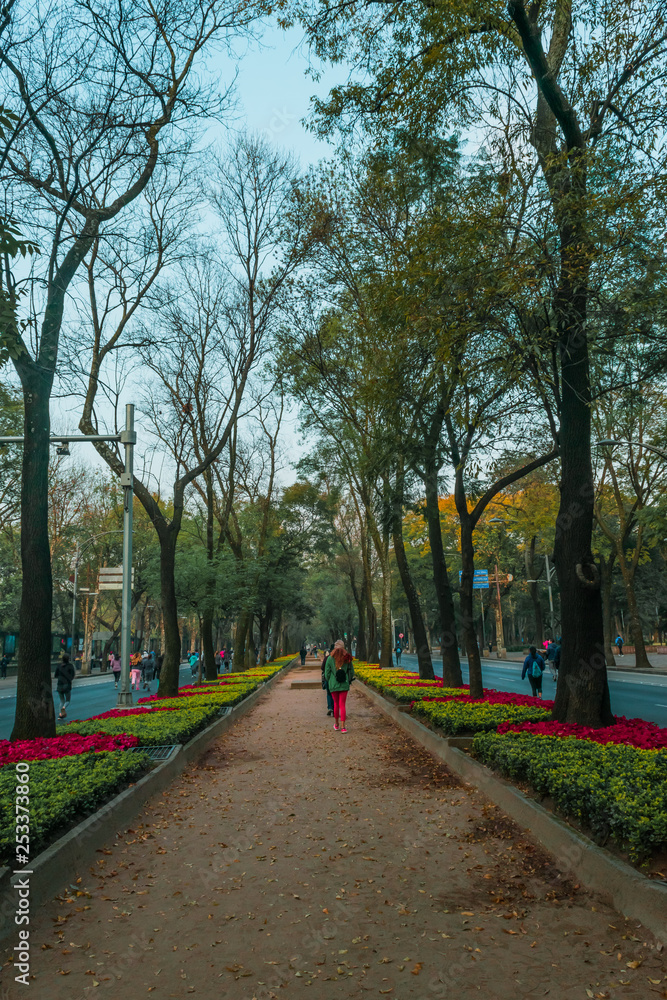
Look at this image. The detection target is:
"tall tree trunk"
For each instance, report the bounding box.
[157,527,182,698]
[245,614,255,668]
[232,611,249,671]
[393,465,434,679]
[599,552,616,667]
[525,539,544,647]
[11,382,56,739]
[618,562,652,668]
[361,520,378,662]
[202,470,218,681]
[268,612,281,662]
[424,469,462,686]
[459,517,483,698]
[551,229,612,724]
[377,530,393,669]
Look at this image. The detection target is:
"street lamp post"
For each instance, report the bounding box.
[493,563,507,659]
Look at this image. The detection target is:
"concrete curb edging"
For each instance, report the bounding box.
[357,679,667,943]
[0,657,297,949]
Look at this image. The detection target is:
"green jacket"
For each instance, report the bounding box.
[324,655,355,692]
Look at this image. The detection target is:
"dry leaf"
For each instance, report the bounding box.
[626,960,642,969]
[411,963,422,975]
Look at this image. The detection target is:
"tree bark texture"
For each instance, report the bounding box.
[392,467,434,679]
[11,380,56,739]
[424,471,462,686]
[599,553,617,667]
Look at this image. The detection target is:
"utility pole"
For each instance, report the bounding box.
[118,404,136,707]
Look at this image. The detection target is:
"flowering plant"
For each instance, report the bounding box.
[497,716,667,750]
[0,732,139,766]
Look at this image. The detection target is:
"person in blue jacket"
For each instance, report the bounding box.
[522,645,545,698]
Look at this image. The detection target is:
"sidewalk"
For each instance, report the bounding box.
[9,673,663,998]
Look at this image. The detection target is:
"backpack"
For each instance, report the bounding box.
[335,664,347,684]
[530,657,542,678]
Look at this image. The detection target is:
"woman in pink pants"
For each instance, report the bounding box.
[324,640,355,732]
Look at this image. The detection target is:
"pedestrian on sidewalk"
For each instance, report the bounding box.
[615,634,624,656]
[54,652,75,719]
[111,651,122,688]
[142,651,155,691]
[299,643,307,666]
[522,645,545,698]
[325,639,355,732]
[189,650,199,677]
[130,651,142,691]
[395,643,402,665]
[545,639,558,680]
[320,647,334,716]
[0,654,7,679]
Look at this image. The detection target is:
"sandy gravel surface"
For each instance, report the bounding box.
[3,673,665,999]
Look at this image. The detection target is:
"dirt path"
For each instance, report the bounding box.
[4,674,664,999]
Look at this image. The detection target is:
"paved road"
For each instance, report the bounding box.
[0,664,196,739]
[396,653,667,726]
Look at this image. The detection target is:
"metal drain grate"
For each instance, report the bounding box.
[126,744,179,761]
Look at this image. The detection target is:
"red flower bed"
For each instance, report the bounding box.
[497,717,667,750]
[420,689,554,709]
[90,705,182,719]
[0,732,140,765]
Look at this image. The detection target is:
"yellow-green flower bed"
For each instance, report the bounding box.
[384,684,468,703]
[413,699,551,735]
[353,664,419,692]
[155,686,258,710]
[64,704,221,746]
[473,730,667,862]
[0,750,151,865]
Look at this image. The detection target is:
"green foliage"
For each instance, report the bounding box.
[473,731,667,862]
[0,751,150,865]
[63,705,221,745]
[413,698,550,735]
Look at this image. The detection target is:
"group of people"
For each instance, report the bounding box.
[187,648,235,676]
[129,650,162,691]
[319,640,355,732]
[521,638,561,698]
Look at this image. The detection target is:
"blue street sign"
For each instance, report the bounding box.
[459,570,490,589]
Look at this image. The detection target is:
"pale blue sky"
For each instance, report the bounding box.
[224,22,340,167]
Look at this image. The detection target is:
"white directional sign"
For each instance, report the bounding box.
[98,566,134,591]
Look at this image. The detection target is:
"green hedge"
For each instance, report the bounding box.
[413,699,550,735]
[64,704,221,746]
[473,731,667,861]
[0,751,150,865]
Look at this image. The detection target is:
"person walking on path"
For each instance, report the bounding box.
[142,651,155,691]
[0,654,7,679]
[130,651,142,691]
[54,652,75,719]
[395,643,402,666]
[324,639,355,732]
[615,634,624,656]
[111,651,122,688]
[189,650,199,677]
[299,644,307,666]
[545,639,558,680]
[320,647,334,716]
[522,645,545,698]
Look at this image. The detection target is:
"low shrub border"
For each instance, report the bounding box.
[354,672,667,940]
[354,661,667,863]
[472,730,667,863]
[0,750,151,865]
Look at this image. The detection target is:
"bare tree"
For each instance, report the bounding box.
[83,134,305,695]
[0,0,263,738]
